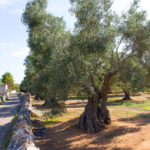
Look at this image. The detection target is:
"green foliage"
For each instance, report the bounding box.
[111,57,148,95]
[22,0,47,29]
[21,0,150,115]
[0,79,4,85]
[2,72,14,92]
[141,106,150,110]
[107,98,150,110]
[69,0,115,55]
[21,0,72,113]
[13,84,20,91]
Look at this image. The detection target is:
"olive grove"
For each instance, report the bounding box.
[21,0,150,133]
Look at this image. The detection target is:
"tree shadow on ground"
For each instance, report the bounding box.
[107,100,146,106]
[108,93,141,98]
[66,99,144,109]
[111,148,133,150]
[102,126,140,139]
[66,101,87,108]
[146,97,150,100]
[33,100,87,109]
[118,113,150,126]
[67,97,87,100]
[34,117,139,150]
[33,103,51,112]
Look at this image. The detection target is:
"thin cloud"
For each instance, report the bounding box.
[0,0,12,6]
[0,47,7,50]
[9,9,23,14]
[4,49,30,57]
[0,0,21,7]
[0,43,15,50]
[0,43,15,46]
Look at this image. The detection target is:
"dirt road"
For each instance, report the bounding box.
[0,93,21,146]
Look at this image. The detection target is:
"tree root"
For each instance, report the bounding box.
[122,97,132,100]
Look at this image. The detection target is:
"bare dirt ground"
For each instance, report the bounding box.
[33,93,150,150]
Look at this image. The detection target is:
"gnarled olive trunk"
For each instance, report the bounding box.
[78,93,104,133]
[43,99,48,106]
[100,71,117,124]
[43,98,60,107]
[34,95,42,101]
[78,71,117,133]
[123,89,132,100]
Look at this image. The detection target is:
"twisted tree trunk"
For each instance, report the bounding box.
[100,71,117,124]
[43,98,60,107]
[34,95,42,100]
[123,89,132,100]
[78,93,104,133]
[43,99,48,106]
[78,71,117,133]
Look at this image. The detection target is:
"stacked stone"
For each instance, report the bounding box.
[0,97,1,103]
[8,92,40,150]
[18,92,22,98]
[0,95,5,103]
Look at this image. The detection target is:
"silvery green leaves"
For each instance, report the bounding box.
[21,0,150,119]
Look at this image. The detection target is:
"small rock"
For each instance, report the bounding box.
[34,127,47,138]
[30,109,42,118]
[17,142,40,150]
[31,119,41,124]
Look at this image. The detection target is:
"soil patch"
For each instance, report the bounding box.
[32,93,150,150]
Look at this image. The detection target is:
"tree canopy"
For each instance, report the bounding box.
[21,0,150,132]
[2,72,14,91]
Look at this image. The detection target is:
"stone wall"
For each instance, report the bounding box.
[0,95,5,103]
[7,92,40,150]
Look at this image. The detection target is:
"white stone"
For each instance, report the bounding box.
[30,109,42,118]
[25,143,40,150]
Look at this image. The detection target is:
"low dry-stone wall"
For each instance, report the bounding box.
[8,92,41,150]
[0,95,5,103]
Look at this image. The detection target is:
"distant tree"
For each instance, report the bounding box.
[2,72,14,92]
[122,60,147,100]
[0,79,4,85]
[139,50,150,91]
[111,57,147,100]
[13,84,20,91]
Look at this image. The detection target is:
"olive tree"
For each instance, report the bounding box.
[2,72,14,92]
[21,0,72,114]
[69,0,150,133]
[21,0,150,133]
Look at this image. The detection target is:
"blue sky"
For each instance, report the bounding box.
[0,0,150,84]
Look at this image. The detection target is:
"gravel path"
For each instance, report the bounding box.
[0,93,21,146]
